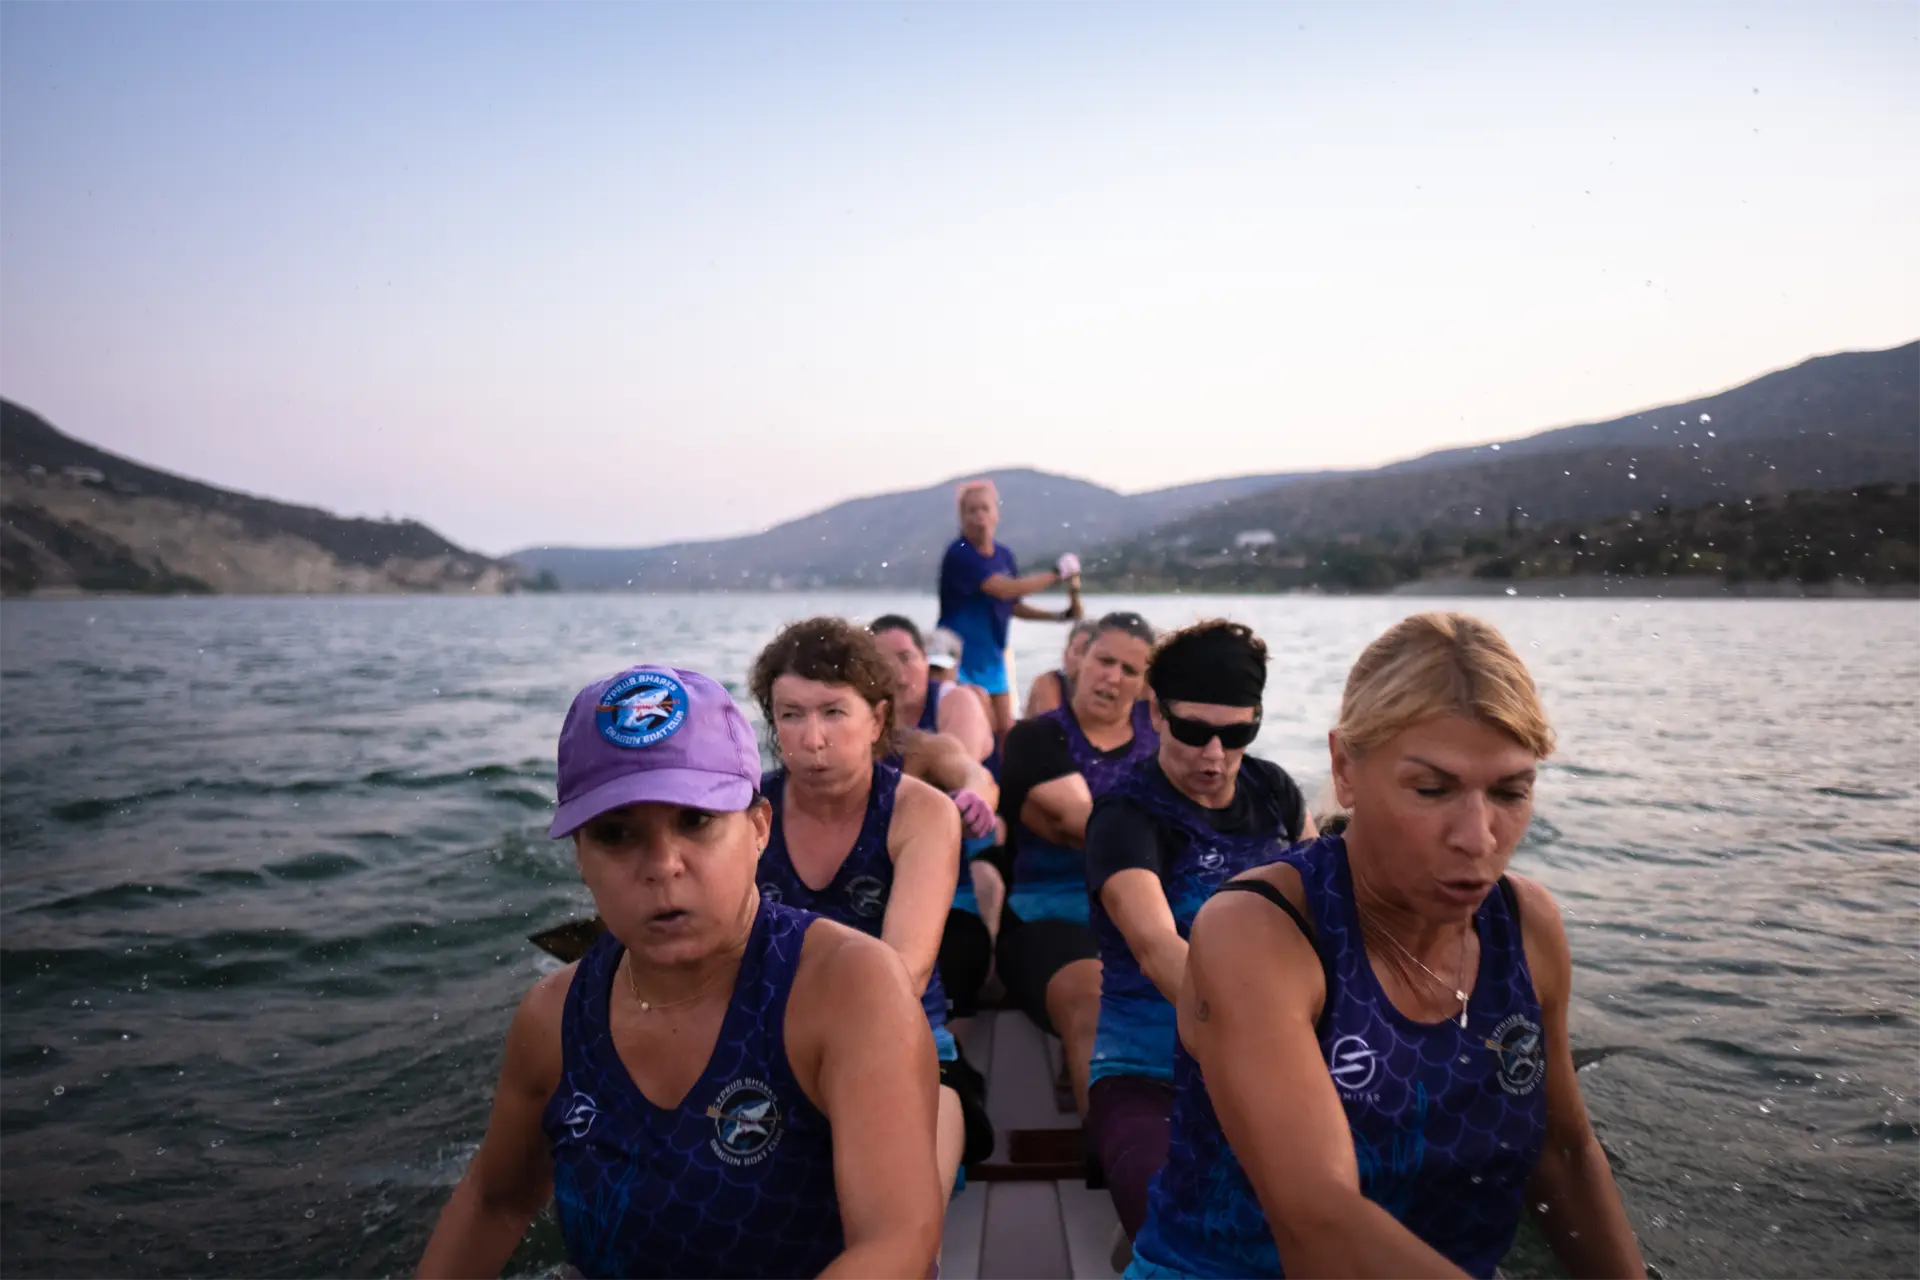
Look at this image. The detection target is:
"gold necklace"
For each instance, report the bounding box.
[1361,914,1473,1029]
[624,955,727,1014]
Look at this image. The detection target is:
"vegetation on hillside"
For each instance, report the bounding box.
[1082,484,1920,594]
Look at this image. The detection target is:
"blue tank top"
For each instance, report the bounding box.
[1088,759,1297,1084]
[543,900,842,1279]
[1008,701,1158,925]
[917,679,942,732]
[1131,836,1548,1279]
[757,762,950,1037]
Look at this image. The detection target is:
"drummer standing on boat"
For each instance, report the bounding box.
[938,478,1084,739]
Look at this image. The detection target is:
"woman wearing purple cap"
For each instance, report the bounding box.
[748,618,995,1198]
[417,665,942,1280]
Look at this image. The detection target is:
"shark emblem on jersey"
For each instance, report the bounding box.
[1487,1014,1545,1096]
[845,874,888,918]
[708,1078,784,1165]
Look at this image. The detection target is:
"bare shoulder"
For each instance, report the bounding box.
[893,770,957,823]
[1192,860,1312,960]
[1210,859,1310,919]
[1189,860,1326,1023]
[794,917,916,1012]
[1504,872,1572,999]
[519,961,576,1030]
[1504,870,1559,917]
[897,732,980,796]
[787,919,918,1077]
[504,961,577,1092]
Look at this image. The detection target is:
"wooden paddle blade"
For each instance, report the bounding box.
[528,913,608,963]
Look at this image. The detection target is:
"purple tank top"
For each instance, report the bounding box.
[543,900,842,1278]
[1132,835,1548,1278]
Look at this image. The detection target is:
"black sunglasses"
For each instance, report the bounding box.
[1158,700,1262,750]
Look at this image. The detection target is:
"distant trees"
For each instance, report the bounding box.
[1083,483,1918,594]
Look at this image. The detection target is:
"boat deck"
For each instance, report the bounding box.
[941,1011,1123,1280]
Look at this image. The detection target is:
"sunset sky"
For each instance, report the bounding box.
[2,2,1914,554]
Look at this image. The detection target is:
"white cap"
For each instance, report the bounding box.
[926,627,962,669]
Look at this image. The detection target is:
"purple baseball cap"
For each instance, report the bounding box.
[549,664,761,839]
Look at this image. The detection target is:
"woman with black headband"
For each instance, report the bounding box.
[1085,620,1314,1243]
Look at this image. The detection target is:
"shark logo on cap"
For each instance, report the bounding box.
[596,670,690,749]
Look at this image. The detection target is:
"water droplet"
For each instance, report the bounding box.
[52,1086,65,1096]
[1627,472,1638,479]
[1505,587,1517,596]
[1700,413,1712,423]
[305,1209,316,1220]
[1491,443,1501,451]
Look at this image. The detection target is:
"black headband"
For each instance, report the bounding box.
[1148,624,1267,707]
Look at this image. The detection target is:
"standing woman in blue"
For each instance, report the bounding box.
[994,611,1158,1114]
[1128,614,1644,1279]
[417,665,941,1280]
[748,617,992,1194]
[1085,620,1315,1242]
[938,477,1084,738]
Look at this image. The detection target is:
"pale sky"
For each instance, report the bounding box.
[2,2,1914,555]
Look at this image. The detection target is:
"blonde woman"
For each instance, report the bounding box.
[937,478,1082,737]
[1128,613,1642,1279]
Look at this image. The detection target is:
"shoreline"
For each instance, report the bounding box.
[5,578,1916,602]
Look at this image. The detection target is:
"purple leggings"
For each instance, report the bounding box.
[1085,1074,1175,1239]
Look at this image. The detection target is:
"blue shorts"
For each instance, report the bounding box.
[957,645,1009,696]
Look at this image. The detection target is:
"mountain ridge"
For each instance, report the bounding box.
[512,340,1918,590]
[1,400,520,596]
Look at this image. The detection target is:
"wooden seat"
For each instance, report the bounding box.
[943,1010,1122,1280]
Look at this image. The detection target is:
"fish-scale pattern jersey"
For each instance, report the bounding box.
[758,762,951,1044]
[1089,759,1295,1083]
[1009,701,1158,925]
[543,900,842,1279]
[1131,835,1548,1279]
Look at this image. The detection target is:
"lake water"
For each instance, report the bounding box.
[2,594,1916,1278]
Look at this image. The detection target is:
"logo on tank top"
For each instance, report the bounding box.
[1328,1034,1381,1096]
[596,670,689,749]
[707,1077,784,1165]
[844,874,888,918]
[759,882,784,905]
[1486,1014,1545,1096]
[560,1088,599,1141]
[1196,851,1226,872]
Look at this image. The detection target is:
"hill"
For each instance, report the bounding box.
[1088,481,1918,596]
[512,342,1918,591]
[509,467,1307,591]
[1129,343,1918,556]
[0,401,519,596]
